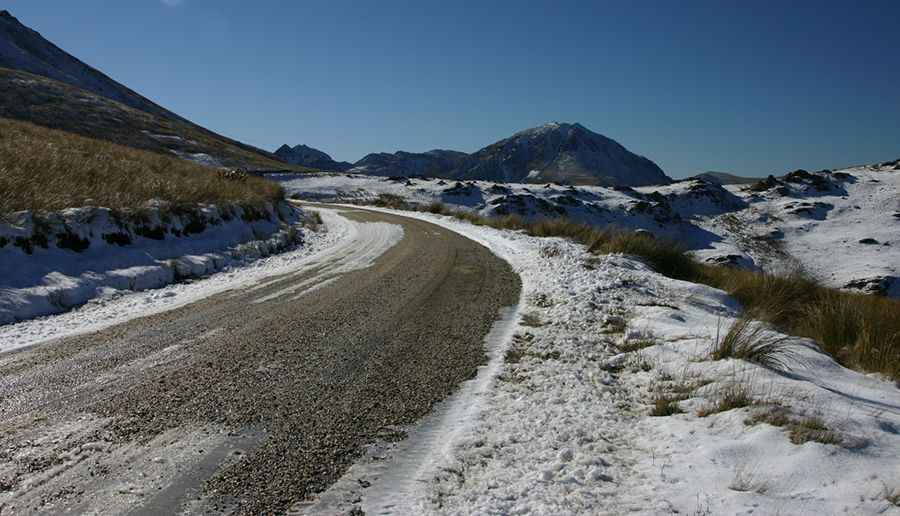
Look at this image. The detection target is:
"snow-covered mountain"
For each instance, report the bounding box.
[459,122,670,186]
[274,144,353,171]
[348,122,670,187]
[350,149,470,177]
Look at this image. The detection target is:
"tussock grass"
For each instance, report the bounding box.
[698,266,900,379]
[650,394,684,416]
[745,407,842,446]
[697,379,755,417]
[788,416,841,445]
[710,318,798,372]
[0,118,283,215]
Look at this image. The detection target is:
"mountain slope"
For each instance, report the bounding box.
[347,122,671,186]
[0,10,301,171]
[274,144,352,172]
[350,149,470,177]
[458,122,670,186]
[691,170,759,185]
[0,10,181,121]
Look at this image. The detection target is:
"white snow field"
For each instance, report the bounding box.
[0,206,402,353]
[303,206,900,516]
[278,162,900,298]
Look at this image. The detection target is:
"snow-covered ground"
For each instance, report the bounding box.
[305,206,900,515]
[0,206,403,353]
[0,201,311,326]
[278,163,900,297]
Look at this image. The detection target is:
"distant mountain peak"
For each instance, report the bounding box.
[274,143,352,172]
[0,10,15,20]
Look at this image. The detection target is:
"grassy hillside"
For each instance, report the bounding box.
[0,118,284,214]
[0,68,315,172]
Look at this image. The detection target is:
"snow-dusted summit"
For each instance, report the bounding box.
[460,122,670,186]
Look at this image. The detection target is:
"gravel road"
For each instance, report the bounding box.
[0,207,520,515]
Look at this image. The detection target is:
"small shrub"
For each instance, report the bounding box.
[373,193,409,210]
[710,318,798,372]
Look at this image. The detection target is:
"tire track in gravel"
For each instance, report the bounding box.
[0,207,521,515]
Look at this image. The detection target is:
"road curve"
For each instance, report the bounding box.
[0,207,521,515]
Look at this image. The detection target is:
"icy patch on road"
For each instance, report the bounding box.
[0,207,398,353]
[251,217,402,304]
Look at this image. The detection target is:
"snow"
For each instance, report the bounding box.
[0,202,303,326]
[0,206,401,352]
[306,205,900,515]
[278,166,900,297]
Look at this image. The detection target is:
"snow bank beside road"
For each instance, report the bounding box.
[0,206,402,353]
[0,201,309,326]
[323,207,900,515]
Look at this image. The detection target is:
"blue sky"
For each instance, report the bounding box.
[7,0,900,177]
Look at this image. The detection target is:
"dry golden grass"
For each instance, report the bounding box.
[698,266,900,379]
[0,118,284,214]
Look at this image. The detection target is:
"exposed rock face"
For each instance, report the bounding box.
[274,144,352,172]
[843,276,897,296]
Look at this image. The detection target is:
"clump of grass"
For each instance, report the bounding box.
[650,394,684,416]
[800,291,900,377]
[697,380,755,417]
[520,313,545,327]
[746,407,842,446]
[883,484,900,507]
[788,416,841,445]
[729,463,770,494]
[372,193,409,210]
[0,118,283,215]
[698,265,900,379]
[619,338,657,354]
[590,231,698,280]
[710,318,798,372]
